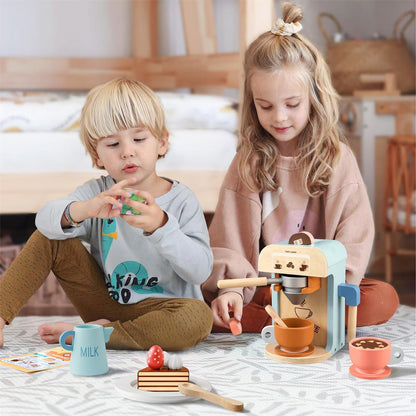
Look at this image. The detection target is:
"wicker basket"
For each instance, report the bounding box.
[318,10,415,95]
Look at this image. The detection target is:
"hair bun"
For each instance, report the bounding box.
[282,2,303,24]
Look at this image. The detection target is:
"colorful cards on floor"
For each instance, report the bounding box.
[0,347,70,373]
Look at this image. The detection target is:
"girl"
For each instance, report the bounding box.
[202,2,399,332]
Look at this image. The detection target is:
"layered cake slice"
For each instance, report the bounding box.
[137,365,189,391]
[137,345,189,392]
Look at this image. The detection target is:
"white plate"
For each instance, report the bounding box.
[113,374,212,404]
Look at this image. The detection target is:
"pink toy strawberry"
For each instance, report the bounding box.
[146,345,164,370]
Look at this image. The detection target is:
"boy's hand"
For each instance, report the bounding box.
[210,292,243,329]
[121,190,167,234]
[66,179,137,224]
[0,316,6,348]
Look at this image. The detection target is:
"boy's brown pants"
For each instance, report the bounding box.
[0,230,213,351]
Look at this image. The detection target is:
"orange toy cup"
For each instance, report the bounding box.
[274,318,314,353]
[349,337,404,379]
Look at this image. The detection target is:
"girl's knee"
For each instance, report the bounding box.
[357,278,399,326]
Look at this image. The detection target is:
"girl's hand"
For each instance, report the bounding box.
[121,190,168,234]
[210,292,243,329]
[67,179,137,224]
[0,316,6,348]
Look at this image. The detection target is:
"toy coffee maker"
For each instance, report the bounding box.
[218,232,360,364]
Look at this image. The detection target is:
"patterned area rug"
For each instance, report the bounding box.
[0,305,415,416]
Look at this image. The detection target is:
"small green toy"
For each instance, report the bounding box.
[121,189,146,215]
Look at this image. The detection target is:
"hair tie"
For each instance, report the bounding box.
[271,18,302,36]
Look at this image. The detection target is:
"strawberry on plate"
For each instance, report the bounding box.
[146,345,164,370]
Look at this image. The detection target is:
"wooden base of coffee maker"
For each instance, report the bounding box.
[265,343,331,364]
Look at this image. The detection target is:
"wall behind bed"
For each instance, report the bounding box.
[0,0,240,65]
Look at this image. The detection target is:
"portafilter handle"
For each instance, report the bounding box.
[217,277,281,289]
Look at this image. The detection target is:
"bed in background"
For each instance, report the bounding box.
[0,89,238,214]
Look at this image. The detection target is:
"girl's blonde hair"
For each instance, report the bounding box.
[80,78,168,169]
[239,2,344,197]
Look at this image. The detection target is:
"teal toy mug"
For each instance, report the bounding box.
[59,324,114,376]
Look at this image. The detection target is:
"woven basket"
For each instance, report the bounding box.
[318,10,415,95]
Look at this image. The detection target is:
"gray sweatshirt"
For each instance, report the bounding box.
[36,176,213,304]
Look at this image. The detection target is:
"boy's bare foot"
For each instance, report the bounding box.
[38,322,76,344]
[38,319,111,344]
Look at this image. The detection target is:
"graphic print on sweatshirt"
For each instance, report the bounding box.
[262,188,283,223]
[102,218,117,263]
[263,188,308,241]
[102,219,163,304]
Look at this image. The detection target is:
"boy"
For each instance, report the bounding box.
[0,78,213,351]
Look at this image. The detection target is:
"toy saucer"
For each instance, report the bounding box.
[265,344,331,364]
[349,365,391,380]
[275,344,314,357]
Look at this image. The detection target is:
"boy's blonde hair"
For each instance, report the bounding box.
[239,2,344,197]
[80,78,168,168]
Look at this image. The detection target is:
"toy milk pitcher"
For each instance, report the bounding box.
[59,324,114,376]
